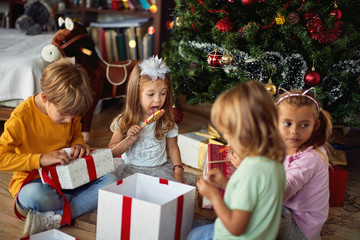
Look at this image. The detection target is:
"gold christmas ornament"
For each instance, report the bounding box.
[265,79,277,96]
[222,51,233,65]
[176,16,182,27]
[275,14,286,25]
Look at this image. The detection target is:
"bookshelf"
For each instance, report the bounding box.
[66,0,174,57]
[0,0,26,28]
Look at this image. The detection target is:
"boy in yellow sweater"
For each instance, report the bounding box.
[0,58,117,236]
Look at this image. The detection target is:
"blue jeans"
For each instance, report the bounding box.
[187,223,214,240]
[17,173,117,220]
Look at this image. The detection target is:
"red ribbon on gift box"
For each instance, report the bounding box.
[41,168,72,225]
[84,155,97,182]
[117,178,184,240]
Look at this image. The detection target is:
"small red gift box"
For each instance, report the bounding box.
[201,144,235,209]
[329,165,348,207]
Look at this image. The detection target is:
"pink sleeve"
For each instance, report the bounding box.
[283,151,320,202]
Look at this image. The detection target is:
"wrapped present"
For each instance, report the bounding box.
[19,229,76,240]
[38,148,114,189]
[329,165,348,207]
[96,173,196,240]
[178,125,226,170]
[201,144,236,209]
[329,147,347,166]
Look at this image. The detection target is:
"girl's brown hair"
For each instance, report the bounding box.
[211,81,286,162]
[277,88,333,154]
[111,61,175,139]
[41,58,93,116]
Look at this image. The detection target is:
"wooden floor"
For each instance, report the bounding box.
[0,99,359,239]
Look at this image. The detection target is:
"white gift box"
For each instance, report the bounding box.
[38,149,114,189]
[19,229,75,240]
[96,173,196,240]
[177,132,209,170]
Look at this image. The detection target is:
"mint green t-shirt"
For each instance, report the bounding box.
[214,156,285,240]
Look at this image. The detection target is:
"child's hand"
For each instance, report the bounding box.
[206,168,228,189]
[126,125,142,144]
[70,144,89,159]
[197,177,222,203]
[40,150,70,167]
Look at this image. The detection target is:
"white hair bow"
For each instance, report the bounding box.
[139,56,170,81]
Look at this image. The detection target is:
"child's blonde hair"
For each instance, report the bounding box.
[211,81,286,163]
[111,61,175,139]
[276,88,333,154]
[41,58,93,116]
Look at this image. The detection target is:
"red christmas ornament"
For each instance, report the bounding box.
[172,106,184,124]
[305,69,321,86]
[330,9,342,20]
[207,49,224,69]
[216,17,233,32]
[242,0,254,5]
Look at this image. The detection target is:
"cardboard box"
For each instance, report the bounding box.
[329,165,348,207]
[39,149,114,189]
[19,229,76,240]
[96,173,196,240]
[201,144,236,209]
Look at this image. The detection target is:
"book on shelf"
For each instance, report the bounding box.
[89,17,150,28]
[125,27,138,60]
[138,0,150,10]
[135,21,152,59]
[110,29,120,62]
[121,0,129,9]
[126,0,135,10]
[99,28,108,61]
[116,30,127,60]
[130,0,145,10]
[88,27,101,55]
[142,33,149,59]
[147,32,153,58]
[104,30,113,62]
[141,32,153,59]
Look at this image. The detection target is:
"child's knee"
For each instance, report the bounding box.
[19,183,63,211]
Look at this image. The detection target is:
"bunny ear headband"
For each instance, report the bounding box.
[139,55,170,81]
[276,87,320,113]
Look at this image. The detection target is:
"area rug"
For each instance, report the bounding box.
[321,193,360,239]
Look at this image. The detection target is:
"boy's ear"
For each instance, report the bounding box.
[40,92,48,102]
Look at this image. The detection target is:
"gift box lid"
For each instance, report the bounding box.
[329,165,348,180]
[19,229,76,240]
[101,173,195,205]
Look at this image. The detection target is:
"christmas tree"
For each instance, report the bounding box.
[163,0,360,127]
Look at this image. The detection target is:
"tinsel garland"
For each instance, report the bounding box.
[179,40,307,87]
[304,11,344,43]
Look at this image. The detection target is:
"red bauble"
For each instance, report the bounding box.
[172,106,184,124]
[305,70,321,86]
[330,9,342,20]
[216,18,233,32]
[242,0,254,5]
[207,50,224,69]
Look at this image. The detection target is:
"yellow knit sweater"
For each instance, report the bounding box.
[0,96,85,197]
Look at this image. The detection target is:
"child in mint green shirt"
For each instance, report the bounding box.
[187,81,286,240]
